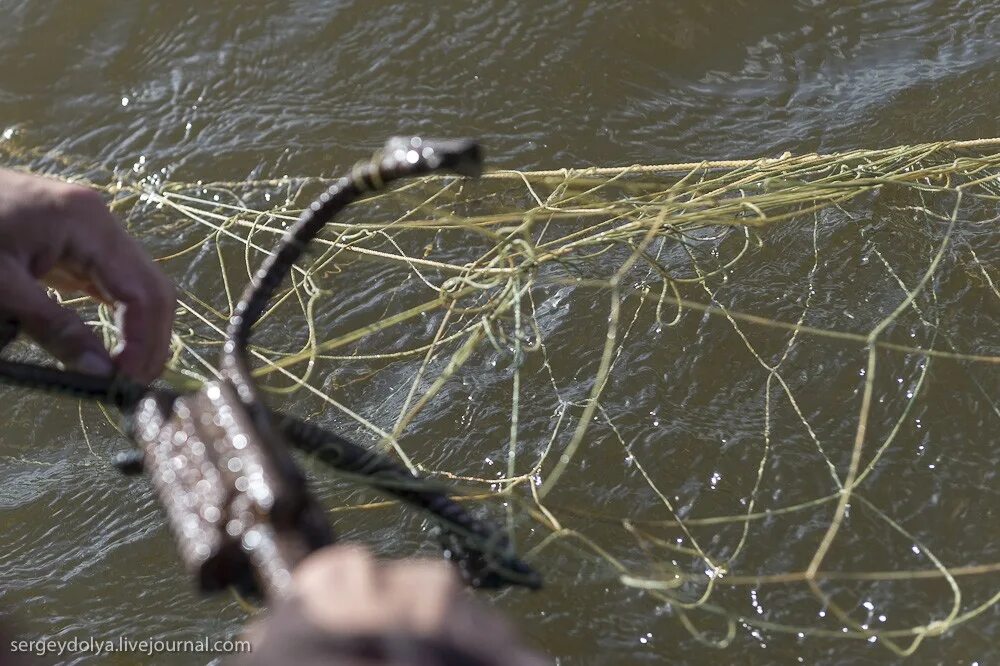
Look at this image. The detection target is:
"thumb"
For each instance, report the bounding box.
[0,262,113,375]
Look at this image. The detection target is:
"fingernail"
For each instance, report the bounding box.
[71,351,114,376]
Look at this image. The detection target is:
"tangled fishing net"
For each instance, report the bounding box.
[3,135,1000,657]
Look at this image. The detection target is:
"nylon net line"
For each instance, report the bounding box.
[4,136,1000,656]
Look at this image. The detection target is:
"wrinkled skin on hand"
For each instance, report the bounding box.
[241,546,551,666]
[0,169,175,382]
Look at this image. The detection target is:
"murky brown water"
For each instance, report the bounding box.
[2,1,1000,664]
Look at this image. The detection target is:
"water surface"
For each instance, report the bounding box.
[1,1,999,664]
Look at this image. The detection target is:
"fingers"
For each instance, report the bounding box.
[293,546,460,635]
[0,257,113,374]
[294,543,372,581]
[290,546,551,665]
[50,186,176,383]
[293,545,384,633]
[381,557,464,635]
[294,544,378,605]
[90,238,175,382]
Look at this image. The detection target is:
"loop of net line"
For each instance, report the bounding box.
[4,135,1000,656]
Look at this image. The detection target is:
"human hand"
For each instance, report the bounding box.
[240,545,550,666]
[0,168,175,382]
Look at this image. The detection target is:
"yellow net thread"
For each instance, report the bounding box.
[4,136,1000,656]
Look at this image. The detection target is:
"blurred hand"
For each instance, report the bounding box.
[242,546,550,666]
[0,168,175,382]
